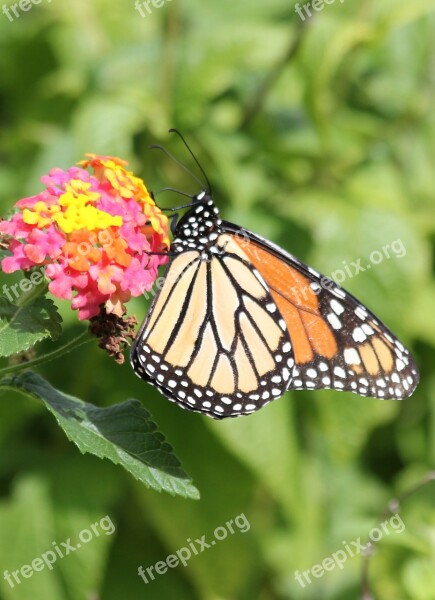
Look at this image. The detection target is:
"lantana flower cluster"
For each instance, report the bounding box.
[0,155,170,319]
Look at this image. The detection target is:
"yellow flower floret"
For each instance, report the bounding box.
[23,188,122,234]
[54,192,122,233]
[143,203,170,248]
[22,201,61,228]
[63,179,100,202]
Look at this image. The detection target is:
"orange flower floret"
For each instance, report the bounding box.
[80,154,153,204]
[105,236,132,267]
[63,230,103,272]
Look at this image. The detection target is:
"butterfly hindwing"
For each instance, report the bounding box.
[131,235,294,418]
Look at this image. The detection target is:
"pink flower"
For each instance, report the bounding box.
[1,155,170,320]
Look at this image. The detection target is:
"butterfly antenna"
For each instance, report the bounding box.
[150,144,205,190]
[154,187,193,200]
[154,188,207,212]
[168,128,212,194]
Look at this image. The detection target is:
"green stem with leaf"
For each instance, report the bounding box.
[0,329,91,377]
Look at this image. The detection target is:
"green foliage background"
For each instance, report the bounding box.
[0,0,435,598]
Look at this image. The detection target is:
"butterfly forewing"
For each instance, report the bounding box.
[131,234,294,418]
[227,225,419,400]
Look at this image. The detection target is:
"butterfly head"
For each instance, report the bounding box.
[172,190,222,253]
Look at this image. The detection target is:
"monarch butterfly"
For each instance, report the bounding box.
[131,133,419,419]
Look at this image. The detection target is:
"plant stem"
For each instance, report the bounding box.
[0,329,91,377]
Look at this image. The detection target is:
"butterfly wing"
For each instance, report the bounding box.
[131,238,294,419]
[221,221,419,400]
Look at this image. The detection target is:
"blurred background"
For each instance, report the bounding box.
[0,0,434,598]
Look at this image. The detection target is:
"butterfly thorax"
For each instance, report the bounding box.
[171,191,223,255]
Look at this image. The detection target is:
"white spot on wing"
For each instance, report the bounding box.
[362,324,374,335]
[330,299,344,315]
[334,366,346,378]
[331,287,346,299]
[355,306,368,320]
[344,347,361,365]
[352,327,367,343]
[327,313,342,330]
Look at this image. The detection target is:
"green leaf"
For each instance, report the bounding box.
[0,297,62,358]
[0,371,199,500]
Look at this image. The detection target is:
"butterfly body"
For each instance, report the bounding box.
[131,189,419,419]
[170,190,223,254]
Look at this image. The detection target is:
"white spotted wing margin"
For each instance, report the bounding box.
[131,240,294,419]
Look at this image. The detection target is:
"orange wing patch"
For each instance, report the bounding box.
[231,233,418,400]
[241,241,338,364]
